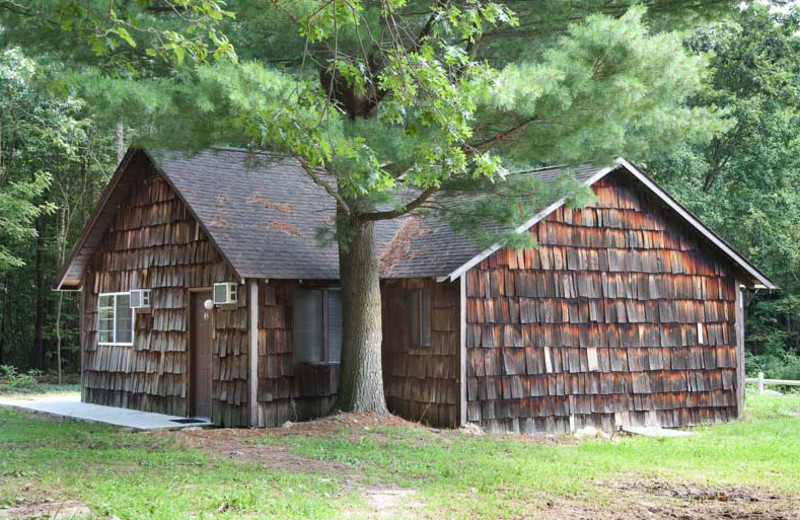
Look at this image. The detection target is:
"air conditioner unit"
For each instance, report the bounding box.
[130,289,151,309]
[213,282,238,305]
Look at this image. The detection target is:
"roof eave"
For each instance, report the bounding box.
[53,147,140,291]
[445,164,616,281]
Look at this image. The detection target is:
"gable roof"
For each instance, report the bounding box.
[379,163,609,279]
[153,148,346,280]
[440,158,775,289]
[55,148,774,290]
[55,147,403,288]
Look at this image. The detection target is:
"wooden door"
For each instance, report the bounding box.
[190,291,213,419]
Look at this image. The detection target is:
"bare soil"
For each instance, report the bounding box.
[166,412,427,519]
[0,500,91,520]
[164,412,416,471]
[540,481,800,520]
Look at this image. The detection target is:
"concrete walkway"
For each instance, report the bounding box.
[0,393,213,431]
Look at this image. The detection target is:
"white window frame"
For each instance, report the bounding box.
[97,292,135,346]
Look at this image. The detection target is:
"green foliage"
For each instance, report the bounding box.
[0,172,53,270]
[490,7,726,166]
[0,365,41,392]
[0,49,56,272]
[144,1,726,252]
[647,5,800,378]
[0,0,237,70]
[2,0,738,243]
[0,48,117,370]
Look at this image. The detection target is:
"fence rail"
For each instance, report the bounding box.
[745,372,800,394]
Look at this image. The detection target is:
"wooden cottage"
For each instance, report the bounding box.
[55,148,774,433]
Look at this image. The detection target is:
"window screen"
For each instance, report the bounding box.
[115,293,133,344]
[97,292,135,346]
[327,291,342,363]
[410,289,432,348]
[293,289,324,363]
[293,288,342,364]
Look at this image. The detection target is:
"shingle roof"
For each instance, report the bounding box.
[380,164,606,279]
[153,148,607,280]
[152,148,347,279]
[55,147,774,289]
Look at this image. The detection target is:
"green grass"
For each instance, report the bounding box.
[267,393,800,517]
[0,383,81,396]
[1,392,798,519]
[0,409,350,519]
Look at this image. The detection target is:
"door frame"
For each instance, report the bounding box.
[188,288,213,419]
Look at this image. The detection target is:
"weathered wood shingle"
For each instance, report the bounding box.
[464,173,742,434]
[82,163,247,424]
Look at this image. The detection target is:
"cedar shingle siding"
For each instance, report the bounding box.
[63,148,770,432]
[382,278,460,427]
[256,280,340,427]
[82,157,248,425]
[464,174,740,433]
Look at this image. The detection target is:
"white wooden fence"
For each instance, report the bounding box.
[745,372,800,394]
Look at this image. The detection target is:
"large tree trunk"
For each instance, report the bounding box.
[335,212,388,414]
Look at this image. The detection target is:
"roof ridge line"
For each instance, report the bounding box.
[208,145,293,159]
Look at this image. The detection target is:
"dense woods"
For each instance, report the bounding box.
[0,49,116,373]
[650,6,800,379]
[0,1,798,389]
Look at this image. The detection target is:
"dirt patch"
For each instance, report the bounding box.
[0,500,91,520]
[633,481,790,503]
[537,481,800,520]
[165,426,346,474]
[272,412,418,440]
[352,487,424,519]
[162,412,418,473]
[166,414,430,518]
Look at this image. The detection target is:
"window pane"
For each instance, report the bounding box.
[327,291,342,363]
[115,294,133,344]
[421,289,432,347]
[410,291,420,346]
[293,290,323,363]
[98,295,114,344]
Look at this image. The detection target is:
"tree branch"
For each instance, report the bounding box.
[359,186,437,222]
[467,116,539,153]
[0,0,30,15]
[296,157,352,216]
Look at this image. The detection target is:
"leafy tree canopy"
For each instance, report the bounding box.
[0,49,61,272]
[0,0,740,409]
[647,4,800,377]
